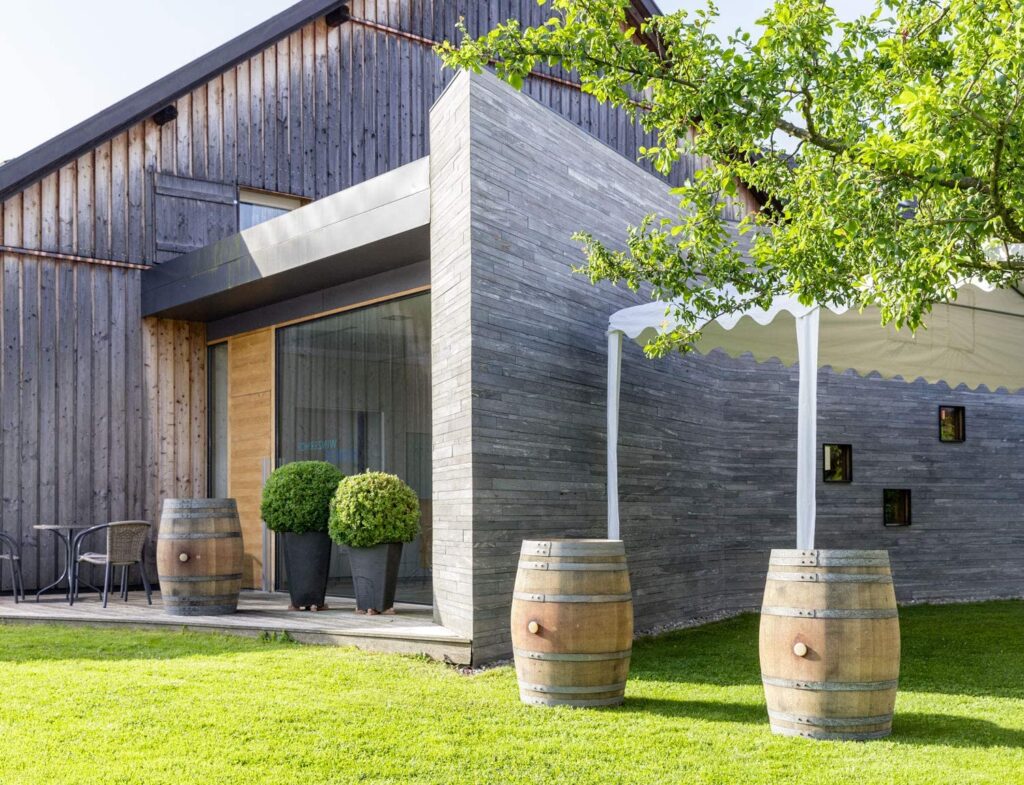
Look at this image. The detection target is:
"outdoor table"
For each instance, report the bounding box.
[33,524,96,603]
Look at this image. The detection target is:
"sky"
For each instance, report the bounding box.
[0,0,875,164]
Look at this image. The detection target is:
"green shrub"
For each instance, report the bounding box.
[329,472,420,548]
[260,461,344,534]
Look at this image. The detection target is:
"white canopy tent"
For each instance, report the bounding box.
[606,282,1024,548]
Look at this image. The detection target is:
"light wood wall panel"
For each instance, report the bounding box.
[226,329,274,589]
[141,317,207,553]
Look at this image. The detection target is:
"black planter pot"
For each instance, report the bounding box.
[281,531,332,609]
[346,542,403,613]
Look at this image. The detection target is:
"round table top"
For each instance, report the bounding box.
[33,523,96,531]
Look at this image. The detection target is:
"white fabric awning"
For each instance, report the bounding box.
[605,281,1024,549]
[609,282,1024,393]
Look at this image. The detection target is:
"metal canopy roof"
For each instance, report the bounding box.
[142,157,429,322]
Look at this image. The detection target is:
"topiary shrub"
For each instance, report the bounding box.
[261,461,344,534]
[329,472,420,548]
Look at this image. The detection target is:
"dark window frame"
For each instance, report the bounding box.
[822,443,853,484]
[883,489,912,527]
[938,405,966,443]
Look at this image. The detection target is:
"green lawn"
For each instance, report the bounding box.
[1,602,1022,785]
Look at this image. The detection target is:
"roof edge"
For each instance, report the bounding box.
[0,0,343,202]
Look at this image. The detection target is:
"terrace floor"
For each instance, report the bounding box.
[0,590,471,664]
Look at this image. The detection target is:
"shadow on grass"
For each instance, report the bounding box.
[621,698,1024,749]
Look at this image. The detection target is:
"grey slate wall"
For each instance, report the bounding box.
[431,71,1024,664]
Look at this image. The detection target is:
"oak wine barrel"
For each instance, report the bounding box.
[759,549,901,740]
[157,498,244,616]
[511,539,633,708]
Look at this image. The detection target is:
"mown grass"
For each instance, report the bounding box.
[0,601,1022,785]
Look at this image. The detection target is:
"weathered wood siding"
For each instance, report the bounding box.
[0,188,145,591]
[141,318,207,534]
[3,1,692,269]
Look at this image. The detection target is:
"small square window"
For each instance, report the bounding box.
[938,405,965,442]
[883,489,911,526]
[822,444,852,483]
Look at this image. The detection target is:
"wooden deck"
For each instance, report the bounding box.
[0,591,471,664]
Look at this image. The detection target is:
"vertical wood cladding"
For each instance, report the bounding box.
[2,1,690,267]
[141,318,208,553]
[0,189,146,591]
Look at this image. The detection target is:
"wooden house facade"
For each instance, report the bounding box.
[1,0,1021,664]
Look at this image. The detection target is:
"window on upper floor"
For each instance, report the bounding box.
[238,188,307,230]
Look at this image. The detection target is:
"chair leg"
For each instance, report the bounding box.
[139,560,152,605]
[13,561,22,604]
[102,563,112,608]
[120,566,128,601]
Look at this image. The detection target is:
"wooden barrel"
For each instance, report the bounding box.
[759,549,900,740]
[511,539,633,708]
[157,498,244,616]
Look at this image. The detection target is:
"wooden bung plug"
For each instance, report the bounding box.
[178,552,189,562]
[527,620,540,634]
[793,641,808,657]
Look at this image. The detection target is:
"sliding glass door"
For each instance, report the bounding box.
[275,294,432,604]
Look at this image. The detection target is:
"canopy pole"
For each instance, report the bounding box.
[607,331,623,540]
[795,309,820,550]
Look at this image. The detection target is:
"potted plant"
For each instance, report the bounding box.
[329,472,420,615]
[260,460,343,611]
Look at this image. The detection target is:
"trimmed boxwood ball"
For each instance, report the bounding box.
[260,461,344,534]
[329,472,420,548]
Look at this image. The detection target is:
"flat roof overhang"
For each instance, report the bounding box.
[142,157,430,321]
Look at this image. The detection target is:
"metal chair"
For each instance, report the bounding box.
[0,533,25,603]
[71,521,152,608]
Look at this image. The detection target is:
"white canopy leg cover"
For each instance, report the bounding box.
[607,331,623,540]
[795,309,820,549]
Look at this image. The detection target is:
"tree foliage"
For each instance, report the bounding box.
[439,0,1024,354]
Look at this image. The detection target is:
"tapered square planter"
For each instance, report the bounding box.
[346,542,403,613]
[281,531,332,610]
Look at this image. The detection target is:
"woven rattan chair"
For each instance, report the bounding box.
[0,532,25,603]
[70,521,152,608]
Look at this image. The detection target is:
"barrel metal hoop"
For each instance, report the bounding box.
[514,592,633,604]
[158,532,242,540]
[769,723,891,741]
[163,593,242,604]
[766,571,893,584]
[517,561,627,572]
[770,549,890,568]
[762,676,899,692]
[761,606,898,619]
[514,648,631,662]
[767,709,894,729]
[158,574,244,583]
[520,695,624,708]
[519,681,628,695]
[160,512,240,520]
[521,541,625,558]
